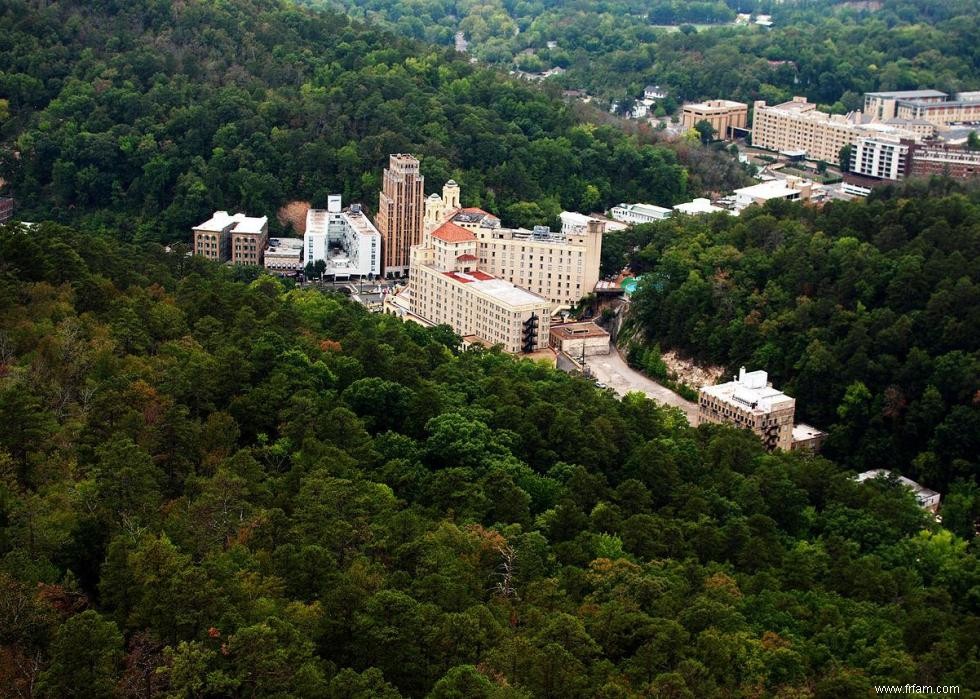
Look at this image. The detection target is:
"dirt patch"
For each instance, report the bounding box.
[662,349,725,389]
[278,201,311,234]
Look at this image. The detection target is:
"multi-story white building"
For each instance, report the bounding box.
[423,181,604,311]
[609,203,673,224]
[409,222,551,353]
[303,196,381,278]
[850,137,911,180]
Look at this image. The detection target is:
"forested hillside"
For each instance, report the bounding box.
[1,223,978,697]
[609,180,980,502]
[314,0,980,108]
[0,0,704,240]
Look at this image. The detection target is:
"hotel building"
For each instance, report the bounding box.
[409,221,551,353]
[377,154,425,277]
[681,100,749,139]
[751,97,920,163]
[423,181,603,311]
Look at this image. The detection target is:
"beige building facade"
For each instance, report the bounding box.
[697,368,796,451]
[409,222,551,354]
[377,154,425,277]
[751,97,920,163]
[682,100,749,139]
[423,181,603,311]
[193,211,268,265]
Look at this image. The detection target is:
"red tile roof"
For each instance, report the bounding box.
[443,270,495,283]
[460,207,491,216]
[431,221,476,243]
[456,254,478,261]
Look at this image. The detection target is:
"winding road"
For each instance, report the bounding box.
[584,343,698,424]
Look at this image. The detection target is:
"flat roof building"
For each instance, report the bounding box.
[733,176,821,211]
[865,89,980,127]
[409,222,551,354]
[791,423,827,452]
[264,237,304,275]
[304,198,381,278]
[609,203,673,224]
[674,198,726,215]
[698,367,796,451]
[549,321,611,358]
[682,99,749,139]
[856,469,941,513]
[193,211,269,265]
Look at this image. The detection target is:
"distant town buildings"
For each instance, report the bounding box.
[856,469,941,513]
[865,89,980,128]
[408,221,551,353]
[609,203,672,224]
[377,154,425,277]
[644,85,668,101]
[751,96,922,163]
[192,211,269,265]
[682,100,749,139]
[304,196,381,278]
[698,368,797,451]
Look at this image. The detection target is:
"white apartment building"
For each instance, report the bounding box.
[850,137,910,180]
[560,211,627,235]
[304,196,381,278]
[409,222,551,353]
[609,202,673,224]
[423,181,603,311]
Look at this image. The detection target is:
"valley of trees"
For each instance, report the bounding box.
[0,221,978,697]
[0,0,722,241]
[604,180,979,508]
[315,0,980,111]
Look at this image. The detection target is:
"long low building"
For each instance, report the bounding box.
[751,96,920,164]
[609,202,673,224]
[264,238,304,274]
[409,222,551,354]
[549,321,610,358]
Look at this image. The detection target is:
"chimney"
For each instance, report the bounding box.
[739,366,746,384]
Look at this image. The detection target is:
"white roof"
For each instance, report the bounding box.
[734,180,804,200]
[673,198,724,214]
[306,207,380,238]
[792,423,825,441]
[471,277,546,306]
[560,211,592,226]
[701,369,795,413]
[266,237,304,252]
[856,469,940,502]
[195,211,267,233]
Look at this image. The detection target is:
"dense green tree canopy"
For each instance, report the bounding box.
[312,0,980,108]
[612,180,980,498]
[0,0,707,239]
[0,217,976,696]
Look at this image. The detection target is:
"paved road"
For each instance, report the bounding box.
[585,343,698,424]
